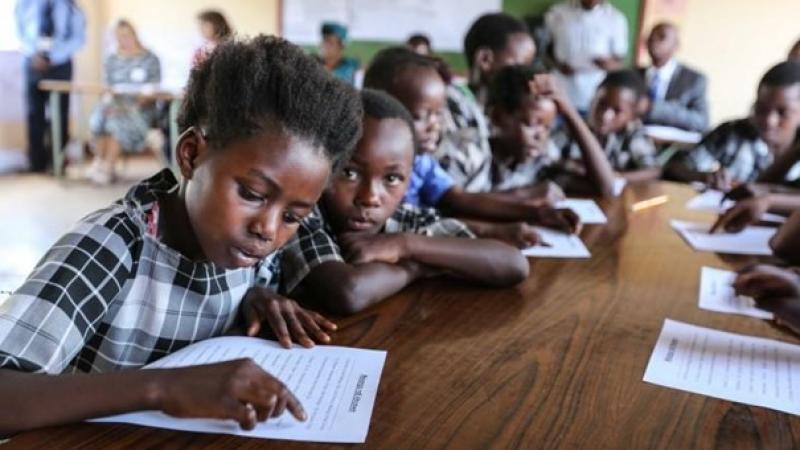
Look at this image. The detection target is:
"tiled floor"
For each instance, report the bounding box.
[0,157,163,293]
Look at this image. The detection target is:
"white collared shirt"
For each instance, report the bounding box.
[545,0,629,110]
[646,59,678,101]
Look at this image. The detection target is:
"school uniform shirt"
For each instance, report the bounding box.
[562,121,658,171]
[280,204,475,294]
[675,118,800,183]
[0,169,279,374]
[15,0,86,66]
[436,83,493,193]
[490,138,564,191]
[403,153,456,208]
[545,0,629,111]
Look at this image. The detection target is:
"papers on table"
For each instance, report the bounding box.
[685,190,786,223]
[556,199,607,224]
[643,125,703,145]
[698,267,773,319]
[671,220,775,255]
[522,227,590,258]
[93,336,387,443]
[612,178,627,197]
[643,319,800,416]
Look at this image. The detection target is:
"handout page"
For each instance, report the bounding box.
[93,336,387,443]
[685,190,786,223]
[555,199,607,224]
[612,178,627,197]
[698,267,773,319]
[522,227,590,258]
[671,220,775,255]
[643,319,800,416]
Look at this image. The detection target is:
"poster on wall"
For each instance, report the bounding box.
[281,0,502,51]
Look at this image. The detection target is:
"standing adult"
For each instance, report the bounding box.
[637,22,709,132]
[318,22,359,85]
[545,0,628,114]
[15,0,85,173]
[193,10,232,67]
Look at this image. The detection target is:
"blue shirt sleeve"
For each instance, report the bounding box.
[408,154,454,208]
[15,0,85,65]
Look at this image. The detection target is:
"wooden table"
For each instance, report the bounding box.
[5,181,798,449]
[37,80,183,178]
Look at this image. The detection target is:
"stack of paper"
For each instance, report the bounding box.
[555,199,607,224]
[643,319,800,416]
[522,227,591,258]
[671,220,775,255]
[698,267,773,319]
[93,337,387,443]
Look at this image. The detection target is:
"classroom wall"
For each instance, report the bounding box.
[656,0,800,124]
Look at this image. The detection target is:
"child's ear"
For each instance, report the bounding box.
[175,127,203,179]
[473,47,494,76]
[636,97,651,117]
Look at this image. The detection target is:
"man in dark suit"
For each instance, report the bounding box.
[638,22,709,133]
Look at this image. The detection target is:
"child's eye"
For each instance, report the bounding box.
[385,174,404,185]
[341,168,359,180]
[238,184,264,203]
[282,211,302,224]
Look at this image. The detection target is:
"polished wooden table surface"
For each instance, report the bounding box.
[6,181,798,449]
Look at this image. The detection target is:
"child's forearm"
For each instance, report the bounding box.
[766,193,800,213]
[557,102,616,196]
[439,189,538,222]
[662,159,708,183]
[620,167,662,183]
[295,261,420,315]
[0,368,162,436]
[402,234,529,287]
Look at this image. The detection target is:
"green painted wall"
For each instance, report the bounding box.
[314,0,641,73]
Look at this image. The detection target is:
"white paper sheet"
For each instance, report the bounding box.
[643,319,800,416]
[522,227,591,258]
[685,190,786,223]
[93,336,387,443]
[612,178,627,197]
[555,199,608,224]
[643,125,703,144]
[671,220,775,255]
[698,267,773,319]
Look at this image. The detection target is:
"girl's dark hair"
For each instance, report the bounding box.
[760,61,800,89]
[600,70,648,99]
[178,35,363,169]
[198,10,232,40]
[488,64,542,111]
[464,13,528,68]
[361,89,419,154]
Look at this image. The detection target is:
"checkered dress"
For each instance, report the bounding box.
[0,170,279,374]
[280,203,474,294]
[560,121,658,171]
[674,118,800,183]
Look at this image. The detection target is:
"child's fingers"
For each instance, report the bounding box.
[310,311,338,331]
[242,303,262,337]
[284,390,307,421]
[710,211,733,234]
[285,312,314,348]
[298,311,331,343]
[263,306,292,348]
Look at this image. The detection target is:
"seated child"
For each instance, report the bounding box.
[280,89,529,315]
[0,36,362,434]
[665,61,800,189]
[362,47,588,245]
[438,13,537,193]
[486,65,627,193]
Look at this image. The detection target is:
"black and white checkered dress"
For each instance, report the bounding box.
[0,170,279,374]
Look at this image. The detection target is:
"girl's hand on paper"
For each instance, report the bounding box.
[734,264,800,300]
[532,207,582,235]
[710,196,770,233]
[241,287,336,349]
[159,358,307,430]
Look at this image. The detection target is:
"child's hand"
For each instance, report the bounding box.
[705,168,732,191]
[241,287,336,348]
[529,74,568,106]
[483,222,544,249]
[528,181,566,207]
[710,196,770,233]
[723,183,766,202]
[159,358,306,430]
[755,297,800,336]
[531,207,582,234]
[339,232,408,265]
[733,265,800,300]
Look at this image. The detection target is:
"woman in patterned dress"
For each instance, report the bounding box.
[87,19,161,184]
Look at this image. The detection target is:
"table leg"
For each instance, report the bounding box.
[49,91,63,178]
